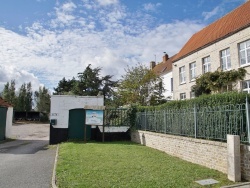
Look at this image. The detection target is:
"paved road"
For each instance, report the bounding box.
[0,123,56,188]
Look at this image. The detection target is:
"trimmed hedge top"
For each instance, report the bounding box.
[137,92,250,111]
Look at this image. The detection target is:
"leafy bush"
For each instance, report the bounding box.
[136,92,250,111]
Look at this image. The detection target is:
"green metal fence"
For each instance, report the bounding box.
[104,108,130,126]
[136,103,249,143]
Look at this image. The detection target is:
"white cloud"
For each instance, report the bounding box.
[143,3,162,11]
[0,1,204,92]
[202,0,246,21]
[96,0,119,6]
[202,6,220,20]
[61,2,77,12]
[0,65,41,92]
[49,2,77,28]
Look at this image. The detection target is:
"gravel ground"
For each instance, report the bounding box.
[11,122,50,140]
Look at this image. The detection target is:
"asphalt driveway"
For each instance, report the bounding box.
[0,123,56,188]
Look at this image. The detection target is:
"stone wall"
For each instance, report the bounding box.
[131,130,227,173]
[241,145,250,180]
[131,130,250,180]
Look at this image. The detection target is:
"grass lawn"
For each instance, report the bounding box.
[56,141,235,188]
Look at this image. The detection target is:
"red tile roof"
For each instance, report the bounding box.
[153,54,176,75]
[0,97,12,107]
[173,1,250,62]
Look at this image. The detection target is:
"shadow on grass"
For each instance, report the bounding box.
[63,139,141,146]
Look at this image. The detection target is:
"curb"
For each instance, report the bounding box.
[221,182,250,188]
[51,144,59,188]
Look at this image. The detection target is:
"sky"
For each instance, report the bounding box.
[0,0,247,92]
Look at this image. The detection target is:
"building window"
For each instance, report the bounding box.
[222,84,233,92]
[202,56,211,73]
[239,39,250,66]
[190,91,195,99]
[220,48,231,70]
[242,80,250,93]
[179,66,186,84]
[189,62,196,81]
[180,93,186,100]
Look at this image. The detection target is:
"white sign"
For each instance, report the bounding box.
[85,110,104,125]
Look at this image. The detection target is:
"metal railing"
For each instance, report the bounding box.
[136,102,250,143]
[104,108,130,126]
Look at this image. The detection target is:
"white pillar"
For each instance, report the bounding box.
[227,135,241,182]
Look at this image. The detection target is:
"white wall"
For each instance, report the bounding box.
[50,95,104,128]
[161,71,173,99]
[5,107,13,138]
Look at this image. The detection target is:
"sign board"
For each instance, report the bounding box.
[85,109,104,125]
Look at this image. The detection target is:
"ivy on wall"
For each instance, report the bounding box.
[192,68,246,97]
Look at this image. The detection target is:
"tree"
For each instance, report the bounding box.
[53,77,76,95]
[54,64,117,105]
[25,82,33,112]
[117,63,165,106]
[192,68,246,97]
[34,86,50,113]
[1,80,16,105]
[73,64,103,96]
[16,82,33,111]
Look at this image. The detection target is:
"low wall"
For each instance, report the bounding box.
[131,130,228,173]
[131,130,250,181]
[241,145,250,180]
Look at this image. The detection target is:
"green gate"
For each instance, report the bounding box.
[68,108,91,140]
[0,107,7,140]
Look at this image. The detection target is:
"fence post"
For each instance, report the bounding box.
[246,97,250,144]
[194,104,197,139]
[155,110,157,132]
[164,110,166,134]
[145,111,147,131]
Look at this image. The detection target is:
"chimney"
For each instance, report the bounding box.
[163,53,169,63]
[150,61,156,69]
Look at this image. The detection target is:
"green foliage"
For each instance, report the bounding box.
[34,86,51,113]
[53,77,76,95]
[1,81,51,113]
[15,82,33,111]
[136,92,250,112]
[1,80,16,105]
[73,65,102,96]
[53,64,117,105]
[192,68,246,96]
[117,63,165,106]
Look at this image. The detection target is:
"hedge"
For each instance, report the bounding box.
[136,92,250,112]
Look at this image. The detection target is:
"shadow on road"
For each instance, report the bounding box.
[0,139,50,155]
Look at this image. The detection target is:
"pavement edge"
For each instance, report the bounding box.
[52,144,59,188]
[221,182,250,188]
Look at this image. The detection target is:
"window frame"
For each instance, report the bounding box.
[180,93,186,100]
[190,91,195,99]
[202,56,211,73]
[220,48,231,71]
[242,80,250,93]
[189,62,196,81]
[239,39,250,66]
[179,66,186,84]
